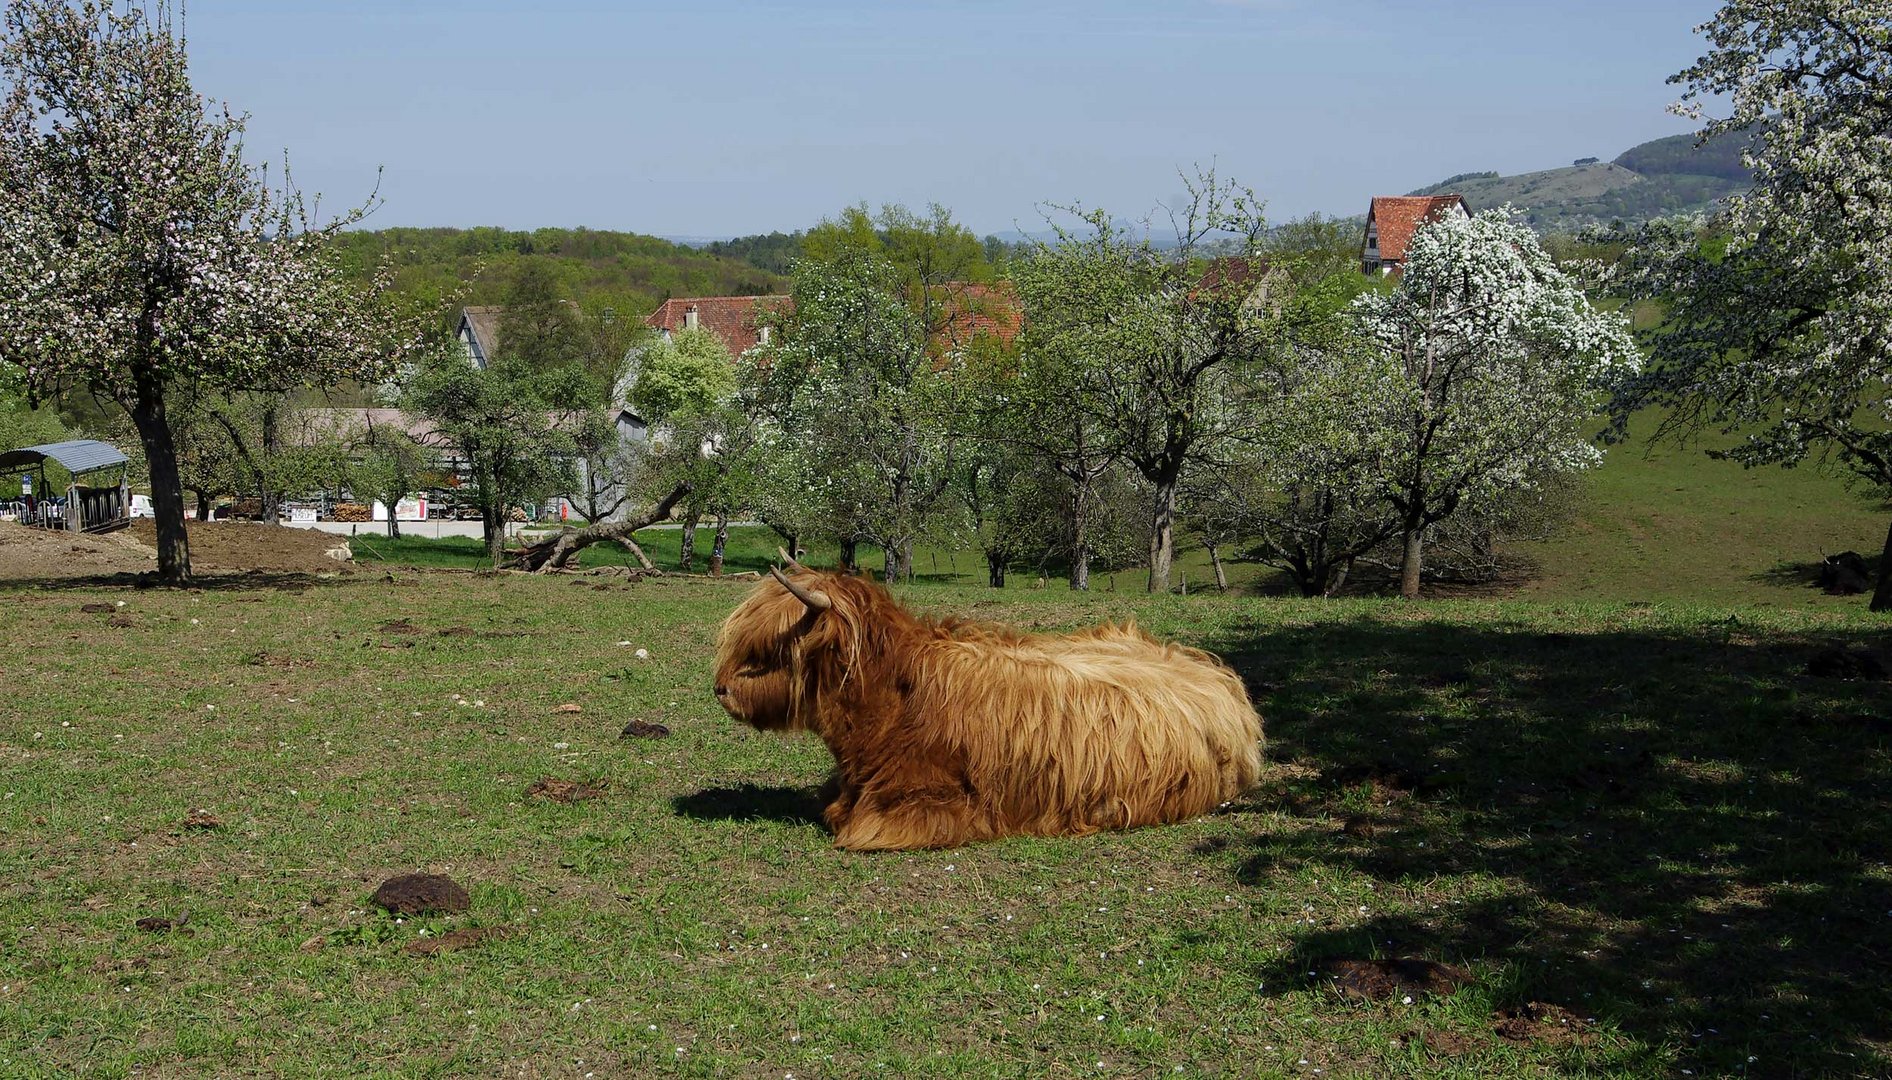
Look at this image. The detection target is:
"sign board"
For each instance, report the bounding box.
[287,507,318,524]
[372,496,429,521]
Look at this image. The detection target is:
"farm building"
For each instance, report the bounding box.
[1361,194,1470,276]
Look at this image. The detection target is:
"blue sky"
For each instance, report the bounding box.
[181,0,1724,239]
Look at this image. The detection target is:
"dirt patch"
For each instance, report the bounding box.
[135,911,191,933]
[79,602,115,613]
[0,520,357,579]
[526,776,608,803]
[1417,1029,1478,1055]
[179,810,222,831]
[403,926,514,957]
[620,720,671,740]
[1493,1002,1591,1046]
[107,613,138,628]
[436,626,479,638]
[0,522,154,579]
[130,520,351,574]
[245,651,317,669]
[1319,957,1474,1001]
[376,619,423,635]
[371,874,471,915]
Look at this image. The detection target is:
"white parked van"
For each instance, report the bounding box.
[129,494,154,518]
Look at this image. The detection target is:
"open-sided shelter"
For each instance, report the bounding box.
[0,439,132,532]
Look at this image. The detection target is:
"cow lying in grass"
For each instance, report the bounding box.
[712,553,1263,850]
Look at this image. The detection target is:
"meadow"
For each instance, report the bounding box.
[2,436,1889,1078]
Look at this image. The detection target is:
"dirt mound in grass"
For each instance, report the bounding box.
[0,521,156,578]
[0,520,352,579]
[131,520,351,574]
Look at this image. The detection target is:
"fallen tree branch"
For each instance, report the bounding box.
[504,482,693,573]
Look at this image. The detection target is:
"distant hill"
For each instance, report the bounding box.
[333,226,786,329]
[1409,129,1755,232]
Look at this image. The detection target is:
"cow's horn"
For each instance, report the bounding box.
[770,565,832,611]
[778,546,810,574]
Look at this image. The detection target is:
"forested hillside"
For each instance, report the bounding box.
[332,226,786,328]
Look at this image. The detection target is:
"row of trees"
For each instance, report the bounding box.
[2,0,1883,605]
[625,190,1635,596]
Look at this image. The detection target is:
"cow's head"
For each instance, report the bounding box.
[713,552,872,733]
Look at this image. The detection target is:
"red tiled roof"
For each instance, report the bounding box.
[1195,257,1273,299]
[932,281,1021,353]
[1367,195,1469,265]
[645,295,788,356]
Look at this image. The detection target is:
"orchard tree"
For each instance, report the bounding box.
[1353,209,1640,598]
[1609,1,1892,608]
[349,422,425,539]
[755,204,986,580]
[992,278,1123,590]
[1017,171,1275,592]
[630,326,741,569]
[405,346,586,563]
[0,0,411,580]
[1189,301,1396,596]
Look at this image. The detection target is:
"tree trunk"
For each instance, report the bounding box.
[479,460,504,567]
[386,505,400,540]
[1069,485,1091,591]
[129,381,191,582]
[708,513,729,576]
[1207,542,1228,592]
[1147,476,1178,593]
[258,405,280,522]
[505,482,692,572]
[191,488,210,522]
[617,538,656,570]
[1322,559,1352,599]
[1399,525,1425,600]
[1871,515,1892,612]
[839,538,857,571]
[679,513,699,571]
[986,550,1006,588]
[898,540,914,583]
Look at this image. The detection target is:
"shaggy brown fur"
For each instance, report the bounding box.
[713,568,1264,851]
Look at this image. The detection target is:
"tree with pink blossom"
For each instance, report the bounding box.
[0,0,415,581]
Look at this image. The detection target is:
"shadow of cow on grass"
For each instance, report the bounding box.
[1201,612,1892,1077]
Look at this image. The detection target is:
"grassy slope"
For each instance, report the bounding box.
[1,575,1886,1078]
[1509,423,1886,607]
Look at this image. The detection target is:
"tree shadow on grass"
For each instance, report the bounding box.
[1201,615,1892,1076]
[672,782,828,827]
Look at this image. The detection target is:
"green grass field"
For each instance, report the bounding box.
[2,427,1890,1077]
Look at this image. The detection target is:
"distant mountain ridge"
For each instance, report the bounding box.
[1409,130,1753,232]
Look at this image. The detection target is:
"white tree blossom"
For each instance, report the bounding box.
[0,0,413,579]
[1608,0,1892,606]
[1351,208,1640,597]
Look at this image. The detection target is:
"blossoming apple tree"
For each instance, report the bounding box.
[1351,209,1640,597]
[0,0,412,581]
[1608,1,1892,607]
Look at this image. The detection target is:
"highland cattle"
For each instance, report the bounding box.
[711,554,1263,850]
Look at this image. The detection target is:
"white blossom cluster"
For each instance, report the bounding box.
[1605,1,1892,490]
[0,0,414,429]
